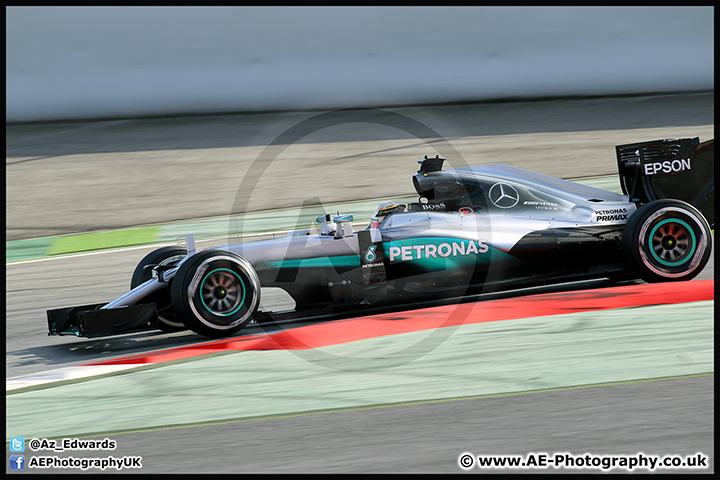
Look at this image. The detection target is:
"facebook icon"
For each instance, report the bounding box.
[9,455,25,470]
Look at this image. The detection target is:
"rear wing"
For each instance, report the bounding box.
[616,137,714,227]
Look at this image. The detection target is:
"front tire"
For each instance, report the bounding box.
[622,199,712,282]
[131,246,188,332]
[170,250,261,338]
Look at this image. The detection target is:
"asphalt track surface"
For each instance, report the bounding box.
[5,93,715,473]
[29,375,712,474]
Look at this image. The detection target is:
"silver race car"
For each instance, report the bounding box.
[48,137,714,338]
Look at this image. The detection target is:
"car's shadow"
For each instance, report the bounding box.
[10,276,647,380]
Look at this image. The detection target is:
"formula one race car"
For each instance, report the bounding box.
[47,137,714,339]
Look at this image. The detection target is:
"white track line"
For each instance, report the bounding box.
[7,223,369,266]
[6,365,144,391]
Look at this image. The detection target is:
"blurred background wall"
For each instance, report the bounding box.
[6,6,714,123]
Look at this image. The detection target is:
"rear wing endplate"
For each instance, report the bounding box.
[616,137,714,226]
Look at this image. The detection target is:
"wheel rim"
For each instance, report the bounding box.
[199,268,246,317]
[648,218,696,267]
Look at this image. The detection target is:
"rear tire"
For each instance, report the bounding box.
[170,250,260,338]
[622,199,712,282]
[131,246,188,332]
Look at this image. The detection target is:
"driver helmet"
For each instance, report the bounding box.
[369,202,406,228]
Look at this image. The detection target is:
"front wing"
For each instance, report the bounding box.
[47,303,160,338]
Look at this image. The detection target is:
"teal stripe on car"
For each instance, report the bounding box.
[267,255,360,269]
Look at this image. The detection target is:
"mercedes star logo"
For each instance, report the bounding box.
[489,182,519,208]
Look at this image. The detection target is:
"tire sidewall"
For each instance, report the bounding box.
[623,199,711,282]
[171,250,260,337]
